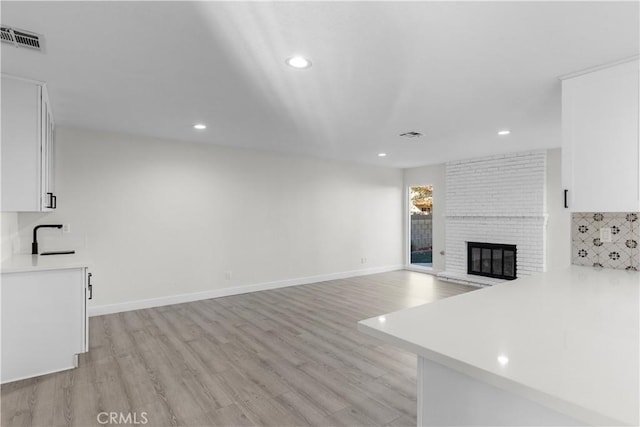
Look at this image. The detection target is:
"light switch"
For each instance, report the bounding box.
[600,227,612,243]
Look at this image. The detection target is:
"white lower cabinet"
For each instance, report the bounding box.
[1,268,90,383]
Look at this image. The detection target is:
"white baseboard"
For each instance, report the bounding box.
[88,264,403,317]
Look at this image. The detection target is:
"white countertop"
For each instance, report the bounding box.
[1,253,92,273]
[358,266,639,426]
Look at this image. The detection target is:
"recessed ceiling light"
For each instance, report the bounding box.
[498,130,511,136]
[286,56,312,69]
[378,153,387,157]
[193,124,207,130]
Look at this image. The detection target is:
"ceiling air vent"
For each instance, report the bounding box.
[1,26,43,51]
[400,131,424,138]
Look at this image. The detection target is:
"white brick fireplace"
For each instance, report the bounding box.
[438,151,547,286]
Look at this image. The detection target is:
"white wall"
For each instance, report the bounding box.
[1,212,18,261]
[10,128,404,312]
[403,163,446,271]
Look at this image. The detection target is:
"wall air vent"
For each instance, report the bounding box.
[400,131,424,138]
[1,26,43,51]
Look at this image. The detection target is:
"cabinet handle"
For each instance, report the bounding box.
[88,273,93,300]
[46,192,54,209]
[52,195,57,209]
[563,189,569,209]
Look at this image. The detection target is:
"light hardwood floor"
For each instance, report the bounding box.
[1,270,476,427]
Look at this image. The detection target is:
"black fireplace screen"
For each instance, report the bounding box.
[467,242,517,280]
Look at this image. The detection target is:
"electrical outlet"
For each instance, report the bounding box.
[600,227,612,243]
[361,257,367,264]
[62,224,71,233]
[225,271,233,280]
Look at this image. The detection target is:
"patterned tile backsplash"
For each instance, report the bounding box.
[572,212,639,271]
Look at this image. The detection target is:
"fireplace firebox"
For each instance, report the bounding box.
[467,242,517,280]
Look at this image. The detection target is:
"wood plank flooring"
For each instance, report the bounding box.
[1,270,475,427]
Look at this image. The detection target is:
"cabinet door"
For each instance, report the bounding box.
[84,271,91,352]
[41,88,55,211]
[0,77,41,211]
[49,113,56,203]
[1,268,85,383]
[562,60,640,212]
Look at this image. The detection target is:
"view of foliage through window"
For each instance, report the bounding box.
[410,185,433,215]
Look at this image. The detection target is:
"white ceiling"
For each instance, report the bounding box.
[1,1,638,168]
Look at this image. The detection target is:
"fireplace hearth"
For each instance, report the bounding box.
[467,242,517,280]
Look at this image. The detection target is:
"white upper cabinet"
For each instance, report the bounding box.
[561,59,640,213]
[1,75,56,212]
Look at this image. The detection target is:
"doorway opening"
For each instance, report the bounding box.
[410,185,433,269]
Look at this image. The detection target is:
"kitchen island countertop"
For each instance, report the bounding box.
[358,265,639,426]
